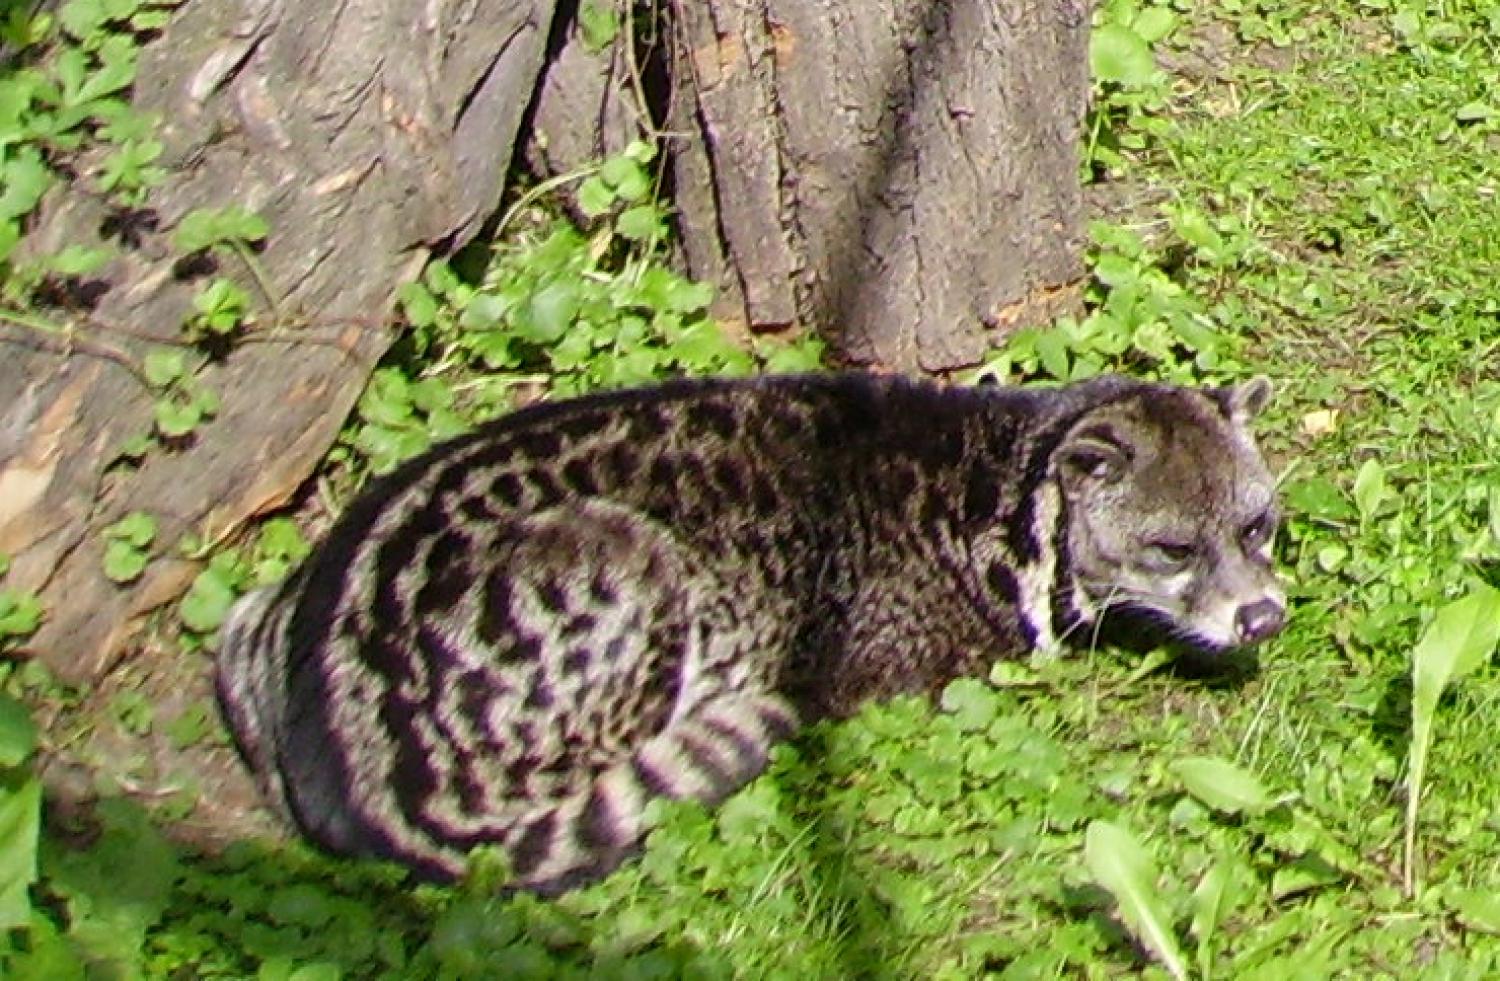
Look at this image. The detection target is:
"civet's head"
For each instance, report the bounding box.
[1054,378,1285,654]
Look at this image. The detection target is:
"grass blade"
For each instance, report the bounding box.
[1085,820,1188,981]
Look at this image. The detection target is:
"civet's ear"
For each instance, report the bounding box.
[1215,376,1274,424]
[1056,422,1135,489]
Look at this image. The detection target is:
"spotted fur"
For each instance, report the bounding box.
[217,372,1284,893]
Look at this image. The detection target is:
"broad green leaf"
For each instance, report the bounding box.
[1172,756,1276,816]
[1315,543,1348,573]
[1190,856,1242,978]
[0,591,43,640]
[1084,820,1188,980]
[1270,853,1341,900]
[142,348,185,388]
[1033,328,1071,380]
[522,281,580,343]
[179,565,238,633]
[1283,476,1358,523]
[102,539,148,582]
[939,677,1000,731]
[600,155,650,201]
[1,905,87,977]
[1132,6,1177,42]
[0,150,52,220]
[423,259,461,296]
[759,338,822,374]
[1351,458,1390,523]
[458,291,510,330]
[0,772,41,930]
[623,139,656,163]
[578,0,618,51]
[131,9,170,30]
[46,798,180,971]
[163,703,216,751]
[1173,208,1224,257]
[53,45,87,101]
[358,370,415,428]
[75,38,137,104]
[409,376,455,414]
[1455,101,1495,122]
[105,511,156,547]
[0,694,36,766]
[1411,585,1500,715]
[576,175,615,218]
[258,517,310,564]
[193,383,221,417]
[615,204,665,242]
[173,205,268,252]
[1092,252,1137,287]
[667,321,736,371]
[1090,23,1157,87]
[267,884,339,929]
[193,277,248,320]
[58,0,107,40]
[48,244,111,276]
[665,279,714,314]
[1405,585,1500,896]
[0,219,18,263]
[1450,889,1500,934]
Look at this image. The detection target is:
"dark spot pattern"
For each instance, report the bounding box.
[415,532,475,614]
[536,577,569,614]
[476,571,515,646]
[490,473,524,505]
[602,444,640,487]
[687,399,739,440]
[712,459,747,500]
[562,458,599,495]
[963,468,1001,523]
[985,562,1020,604]
[525,679,555,710]
[562,613,597,639]
[589,572,617,605]
[513,429,563,459]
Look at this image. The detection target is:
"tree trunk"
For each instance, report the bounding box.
[1,0,556,683]
[667,0,1088,370]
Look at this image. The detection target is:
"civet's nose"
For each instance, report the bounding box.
[1234,599,1286,645]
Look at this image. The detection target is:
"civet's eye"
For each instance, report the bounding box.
[1241,511,1277,549]
[1145,540,1195,570]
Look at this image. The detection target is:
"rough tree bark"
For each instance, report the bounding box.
[1,0,557,683]
[1,0,1086,687]
[667,0,1088,370]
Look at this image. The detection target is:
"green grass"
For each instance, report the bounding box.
[11,0,1500,977]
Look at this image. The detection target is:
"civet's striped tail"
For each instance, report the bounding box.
[216,581,299,819]
[216,576,799,893]
[490,690,799,894]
